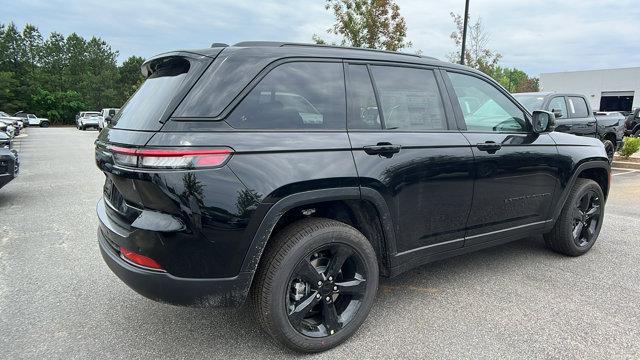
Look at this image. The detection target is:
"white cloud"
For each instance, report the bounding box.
[2,0,639,75]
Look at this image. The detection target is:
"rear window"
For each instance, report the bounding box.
[370,66,446,131]
[225,62,346,129]
[568,96,589,118]
[113,56,207,131]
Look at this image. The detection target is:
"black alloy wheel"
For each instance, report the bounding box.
[572,190,602,247]
[544,178,604,256]
[286,244,367,338]
[251,218,378,352]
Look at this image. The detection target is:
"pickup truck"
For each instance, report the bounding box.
[513,92,625,162]
[624,108,640,136]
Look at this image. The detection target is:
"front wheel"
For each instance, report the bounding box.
[40,121,50,128]
[544,178,604,256]
[251,218,379,352]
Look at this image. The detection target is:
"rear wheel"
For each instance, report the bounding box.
[544,179,604,256]
[602,139,615,163]
[251,218,378,352]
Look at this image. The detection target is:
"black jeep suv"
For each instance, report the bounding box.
[96,42,610,352]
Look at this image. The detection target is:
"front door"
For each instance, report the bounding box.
[346,63,475,260]
[444,70,560,245]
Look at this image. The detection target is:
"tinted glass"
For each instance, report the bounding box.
[370,66,446,130]
[114,57,202,131]
[448,72,527,132]
[568,96,589,118]
[175,49,285,118]
[548,97,567,118]
[347,65,381,130]
[512,94,544,113]
[226,62,345,129]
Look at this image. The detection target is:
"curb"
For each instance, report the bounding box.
[612,161,640,170]
[613,155,640,163]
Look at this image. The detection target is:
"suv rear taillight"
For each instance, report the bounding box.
[109,146,232,169]
[120,247,164,270]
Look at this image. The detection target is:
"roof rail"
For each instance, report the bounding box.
[232,41,436,60]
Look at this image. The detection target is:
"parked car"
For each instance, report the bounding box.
[0,146,19,189]
[0,119,17,137]
[0,131,11,149]
[98,108,120,129]
[0,111,23,130]
[78,112,102,130]
[14,112,50,127]
[513,92,625,161]
[624,108,640,136]
[96,42,610,352]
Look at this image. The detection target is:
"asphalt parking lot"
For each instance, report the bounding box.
[1,127,640,359]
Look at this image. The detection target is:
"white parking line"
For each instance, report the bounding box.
[612,169,638,176]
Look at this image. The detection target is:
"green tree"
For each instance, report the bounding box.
[0,22,144,124]
[492,66,539,93]
[118,56,145,102]
[448,12,502,75]
[314,0,412,51]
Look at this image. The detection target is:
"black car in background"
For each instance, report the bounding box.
[513,92,625,161]
[0,146,18,190]
[95,42,610,352]
[625,108,640,136]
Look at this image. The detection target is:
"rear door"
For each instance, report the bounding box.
[566,96,597,137]
[346,63,474,260]
[443,70,560,245]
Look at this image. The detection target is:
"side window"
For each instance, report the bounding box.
[447,72,527,132]
[568,96,589,118]
[347,65,381,130]
[226,62,345,129]
[548,97,567,118]
[369,66,447,131]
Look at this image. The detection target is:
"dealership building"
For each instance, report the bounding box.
[540,67,640,112]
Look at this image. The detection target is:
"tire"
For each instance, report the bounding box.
[602,139,615,163]
[250,217,379,352]
[544,178,604,256]
[634,129,640,138]
[40,121,50,128]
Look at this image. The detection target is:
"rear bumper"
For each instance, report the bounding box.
[97,198,253,308]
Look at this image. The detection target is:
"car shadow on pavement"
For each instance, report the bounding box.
[107,236,556,356]
[0,190,20,210]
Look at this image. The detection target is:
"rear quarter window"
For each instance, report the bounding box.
[225,62,346,130]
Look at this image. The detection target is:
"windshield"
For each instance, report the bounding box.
[513,94,545,113]
[85,112,100,117]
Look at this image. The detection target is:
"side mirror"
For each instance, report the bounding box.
[531,110,555,133]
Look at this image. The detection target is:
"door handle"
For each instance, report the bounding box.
[476,141,502,153]
[586,121,596,126]
[363,142,401,157]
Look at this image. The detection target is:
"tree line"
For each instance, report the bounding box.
[0,22,144,124]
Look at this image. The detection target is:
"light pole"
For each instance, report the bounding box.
[460,0,470,65]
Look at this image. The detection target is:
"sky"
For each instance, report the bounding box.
[2,0,639,76]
